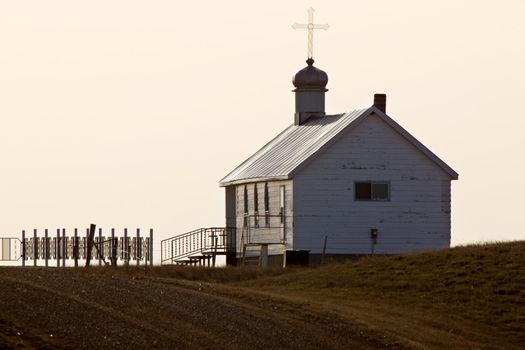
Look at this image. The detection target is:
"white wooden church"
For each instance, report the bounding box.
[161,10,458,266]
[218,12,458,266]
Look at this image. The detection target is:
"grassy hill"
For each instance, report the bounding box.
[237,241,525,349]
[0,241,523,349]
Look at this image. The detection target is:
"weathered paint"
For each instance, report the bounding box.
[229,180,293,257]
[293,114,453,254]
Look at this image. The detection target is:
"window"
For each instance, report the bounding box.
[355,182,390,201]
[264,182,270,227]
[279,185,285,223]
[243,185,248,226]
[254,184,259,227]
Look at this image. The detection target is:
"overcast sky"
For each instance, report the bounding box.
[1,0,524,250]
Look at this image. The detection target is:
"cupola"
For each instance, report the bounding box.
[293,58,328,125]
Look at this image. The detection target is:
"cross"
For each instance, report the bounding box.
[292,8,329,59]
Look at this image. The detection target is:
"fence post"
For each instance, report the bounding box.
[212,236,218,267]
[86,228,89,262]
[74,228,78,267]
[33,229,37,267]
[21,230,25,267]
[98,228,102,267]
[122,228,129,265]
[56,229,60,267]
[62,228,66,267]
[242,244,247,267]
[111,228,116,266]
[44,229,49,268]
[321,235,328,266]
[136,228,140,267]
[86,224,96,267]
[149,228,153,266]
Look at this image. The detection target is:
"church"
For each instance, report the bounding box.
[219,13,458,266]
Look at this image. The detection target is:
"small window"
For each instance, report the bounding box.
[264,182,270,227]
[254,184,259,227]
[243,185,248,214]
[279,186,285,223]
[243,185,248,226]
[355,182,389,201]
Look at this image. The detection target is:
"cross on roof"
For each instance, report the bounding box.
[292,8,329,59]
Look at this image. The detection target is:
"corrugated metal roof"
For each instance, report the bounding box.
[219,107,371,186]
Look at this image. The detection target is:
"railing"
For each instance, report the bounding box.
[241,214,286,245]
[160,227,236,264]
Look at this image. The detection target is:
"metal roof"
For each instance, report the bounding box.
[219,106,458,187]
[219,108,370,186]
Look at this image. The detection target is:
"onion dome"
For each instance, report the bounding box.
[292,58,328,91]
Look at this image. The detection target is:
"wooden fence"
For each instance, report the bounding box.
[19,227,153,267]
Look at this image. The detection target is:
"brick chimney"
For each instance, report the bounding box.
[373,94,386,113]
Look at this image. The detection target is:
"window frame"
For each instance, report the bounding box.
[354,181,390,201]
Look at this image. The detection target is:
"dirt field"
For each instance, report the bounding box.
[0,267,402,349]
[1,241,523,349]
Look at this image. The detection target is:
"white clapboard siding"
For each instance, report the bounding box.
[293,114,452,254]
[234,180,293,256]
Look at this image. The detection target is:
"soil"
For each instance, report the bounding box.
[0,267,403,350]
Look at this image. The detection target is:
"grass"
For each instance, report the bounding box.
[235,241,525,349]
[74,241,525,349]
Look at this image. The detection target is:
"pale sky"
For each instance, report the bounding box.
[1,0,524,250]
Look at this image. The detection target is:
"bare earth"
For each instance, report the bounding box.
[0,268,402,349]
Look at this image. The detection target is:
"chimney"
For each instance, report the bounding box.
[373,94,386,113]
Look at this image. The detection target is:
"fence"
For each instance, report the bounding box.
[0,238,20,262]
[13,227,153,267]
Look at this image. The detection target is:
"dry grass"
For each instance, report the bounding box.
[235,241,525,349]
[94,263,297,283]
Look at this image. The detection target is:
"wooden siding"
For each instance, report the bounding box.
[233,180,293,257]
[293,114,452,254]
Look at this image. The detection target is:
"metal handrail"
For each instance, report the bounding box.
[160,227,236,264]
